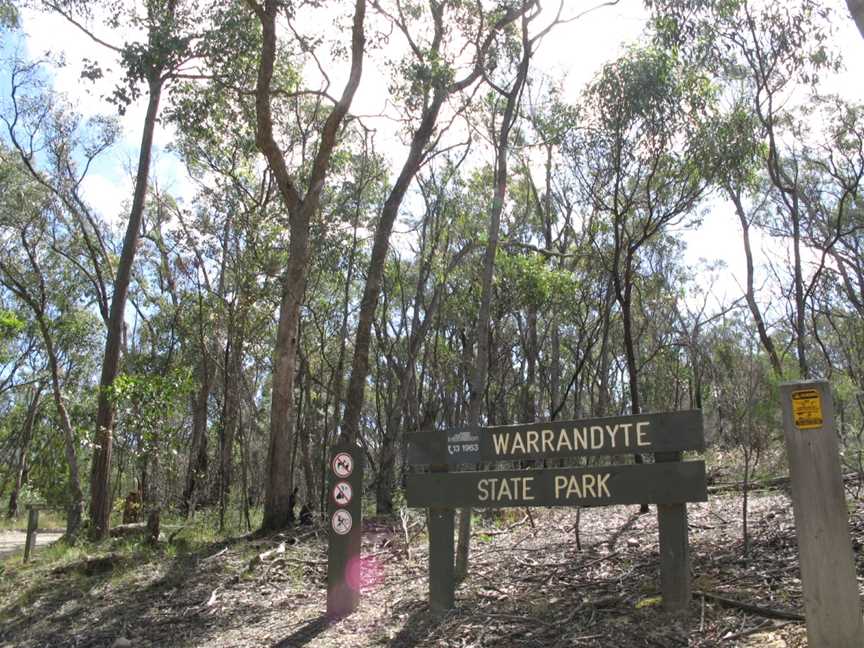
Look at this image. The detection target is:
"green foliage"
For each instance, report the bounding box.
[109,368,194,450]
[496,252,575,311]
[0,309,24,339]
[0,0,17,30]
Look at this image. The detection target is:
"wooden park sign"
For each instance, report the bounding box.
[406,410,707,613]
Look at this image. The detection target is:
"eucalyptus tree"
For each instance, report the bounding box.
[29,0,215,539]
[0,0,16,30]
[367,157,475,514]
[4,382,43,518]
[243,0,367,531]
[338,0,535,451]
[567,45,714,420]
[455,0,561,580]
[797,97,864,316]
[650,0,843,380]
[0,146,97,540]
[511,90,580,421]
[164,6,285,519]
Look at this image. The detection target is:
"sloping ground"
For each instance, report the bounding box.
[0,490,862,648]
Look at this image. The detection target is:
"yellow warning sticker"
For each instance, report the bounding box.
[791,389,823,429]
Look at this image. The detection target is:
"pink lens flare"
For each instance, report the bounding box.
[345,555,384,591]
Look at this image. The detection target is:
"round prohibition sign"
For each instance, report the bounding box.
[332,481,353,506]
[331,509,353,535]
[331,452,354,478]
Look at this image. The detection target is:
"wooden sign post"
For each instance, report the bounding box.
[23,505,39,563]
[326,443,364,618]
[779,381,864,646]
[407,410,706,614]
[428,490,455,612]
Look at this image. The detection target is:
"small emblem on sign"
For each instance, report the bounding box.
[791,389,823,429]
[333,481,353,506]
[331,509,352,535]
[332,452,354,478]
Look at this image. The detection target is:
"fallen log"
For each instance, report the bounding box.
[108,522,178,539]
[695,590,805,621]
[707,472,860,494]
[109,522,148,538]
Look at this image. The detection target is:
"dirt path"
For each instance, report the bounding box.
[0,530,62,560]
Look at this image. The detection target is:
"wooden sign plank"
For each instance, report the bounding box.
[406,461,707,508]
[407,410,703,465]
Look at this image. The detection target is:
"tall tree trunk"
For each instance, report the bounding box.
[248,0,366,532]
[790,201,809,378]
[728,188,782,375]
[183,365,210,516]
[456,18,533,579]
[7,384,43,518]
[339,4,449,446]
[39,318,85,540]
[612,251,649,513]
[376,406,399,515]
[596,278,614,417]
[524,305,538,423]
[219,312,245,526]
[89,76,164,540]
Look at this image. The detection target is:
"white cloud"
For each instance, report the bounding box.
[79,169,131,227]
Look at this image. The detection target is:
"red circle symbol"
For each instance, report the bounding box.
[332,452,353,478]
[332,481,353,506]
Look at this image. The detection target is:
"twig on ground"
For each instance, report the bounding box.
[200,547,228,563]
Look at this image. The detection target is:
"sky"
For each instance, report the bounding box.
[7,0,864,312]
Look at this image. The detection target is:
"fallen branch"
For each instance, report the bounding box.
[249,541,285,569]
[474,514,530,537]
[400,508,412,562]
[696,590,805,621]
[708,472,860,494]
[722,620,797,642]
[201,547,228,563]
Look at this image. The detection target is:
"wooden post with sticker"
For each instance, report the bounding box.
[326,443,364,618]
[779,380,864,647]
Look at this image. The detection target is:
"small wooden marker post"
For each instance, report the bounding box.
[427,462,454,614]
[23,505,39,563]
[326,443,363,618]
[656,451,690,613]
[779,380,864,647]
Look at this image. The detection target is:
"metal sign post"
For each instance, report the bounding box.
[326,443,364,618]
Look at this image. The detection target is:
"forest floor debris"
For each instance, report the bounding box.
[0,490,862,647]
